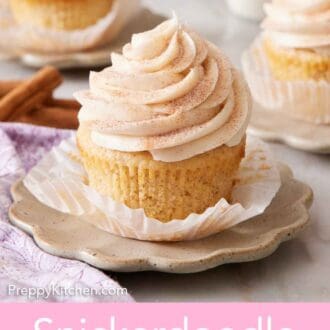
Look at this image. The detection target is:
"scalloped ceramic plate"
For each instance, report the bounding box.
[9,164,312,273]
[248,103,330,154]
[0,8,165,69]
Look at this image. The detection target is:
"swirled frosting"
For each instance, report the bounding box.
[262,0,330,53]
[75,15,251,162]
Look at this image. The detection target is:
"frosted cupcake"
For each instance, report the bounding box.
[7,0,140,53]
[10,0,114,31]
[262,0,330,81]
[242,0,330,124]
[75,16,251,222]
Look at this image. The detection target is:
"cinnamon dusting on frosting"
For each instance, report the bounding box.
[75,14,251,162]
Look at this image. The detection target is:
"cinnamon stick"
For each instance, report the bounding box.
[45,97,80,110]
[7,90,53,121]
[19,106,79,129]
[0,80,22,98]
[0,80,80,110]
[0,66,62,121]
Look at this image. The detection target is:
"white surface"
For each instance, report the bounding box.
[1,0,330,302]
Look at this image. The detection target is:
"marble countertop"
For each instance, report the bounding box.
[1,0,329,302]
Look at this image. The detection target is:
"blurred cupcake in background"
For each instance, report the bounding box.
[6,0,140,53]
[262,0,330,81]
[242,0,330,124]
[10,0,114,31]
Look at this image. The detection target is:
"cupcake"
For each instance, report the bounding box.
[242,0,330,124]
[10,0,114,31]
[75,15,251,222]
[262,0,330,81]
[7,0,140,54]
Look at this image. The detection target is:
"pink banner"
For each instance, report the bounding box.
[0,303,329,329]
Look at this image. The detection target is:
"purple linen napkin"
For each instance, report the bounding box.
[0,122,133,302]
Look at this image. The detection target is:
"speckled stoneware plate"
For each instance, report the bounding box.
[248,103,330,154]
[0,9,165,69]
[9,164,313,273]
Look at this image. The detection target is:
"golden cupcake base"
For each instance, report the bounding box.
[264,39,330,82]
[10,0,114,31]
[242,38,330,124]
[77,125,246,222]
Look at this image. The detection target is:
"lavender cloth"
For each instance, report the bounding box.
[0,123,133,302]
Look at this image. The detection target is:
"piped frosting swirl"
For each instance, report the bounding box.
[262,0,330,53]
[75,15,251,162]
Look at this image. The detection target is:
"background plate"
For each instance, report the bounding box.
[248,103,330,154]
[9,164,313,273]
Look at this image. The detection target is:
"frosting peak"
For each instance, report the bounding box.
[262,0,330,51]
[75,15,251,162]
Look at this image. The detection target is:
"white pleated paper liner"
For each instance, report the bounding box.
[0,0,140,54]
[23,135,281,242]
[242,36,330,124]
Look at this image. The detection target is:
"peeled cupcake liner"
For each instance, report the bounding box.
[0,0,140,54]
[242,36,330,125]
[23,134,281,242]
